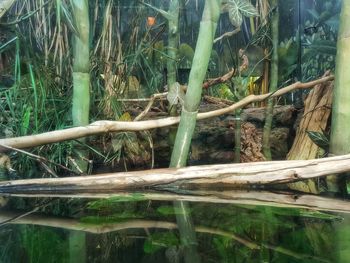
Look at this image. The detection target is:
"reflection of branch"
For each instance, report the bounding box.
[0,212,256,247]
[3,190,350,215]
[0,212,330,262]
[0,200,53,227]
[262,243,329,263]
[214,27,241,43]
[0,75,334,151]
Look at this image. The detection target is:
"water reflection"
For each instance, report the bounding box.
[0,191,349,263]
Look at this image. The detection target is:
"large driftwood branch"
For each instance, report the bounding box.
[0,75,334,152]
[0,153,348,193]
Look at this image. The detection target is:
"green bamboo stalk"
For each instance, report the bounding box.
[72,0,90,126]
[166,0,180,149]
[143,1,180,122]
[329,0,350,192]
[330,1,350,155]
[71,0,90,172]
[69,231,86,263]
[262,0,279,160]
[170,0,222,168]
[167,0,180,92]
[170,2,221,261]
[173,201,200,263]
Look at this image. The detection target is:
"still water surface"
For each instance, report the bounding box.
[0,192,349,263]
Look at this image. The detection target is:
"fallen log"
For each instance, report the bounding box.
[0,75,333,152]
[0,154,349,193]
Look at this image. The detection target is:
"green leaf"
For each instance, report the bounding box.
[142,2,173,21]
[21,106,32,135]
[228,8,243,28]
[306,130,329,150]
[303,40,337,58]
[235,0,259,17]
[223,0,258,27]
[167,82,185,106]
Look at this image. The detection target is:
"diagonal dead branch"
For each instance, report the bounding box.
[0,75,334,152]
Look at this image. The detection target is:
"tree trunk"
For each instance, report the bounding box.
[263,0,279,160]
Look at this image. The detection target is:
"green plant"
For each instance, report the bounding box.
[306,130,329,153]
[302,0,340,81]
[222,0,259,28]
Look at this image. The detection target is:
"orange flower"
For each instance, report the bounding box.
[147,16,156,26]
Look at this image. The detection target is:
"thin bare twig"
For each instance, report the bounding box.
[0,144,80,175]
[134,92,168,121]
[0,0,52,25]
[214,27,241,43]
[202,68,237,89]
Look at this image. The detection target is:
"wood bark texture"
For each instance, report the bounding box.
[0,154,350,193]
[287,72,333,193]
[288,73,333,160]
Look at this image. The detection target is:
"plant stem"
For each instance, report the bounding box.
[263,0,279,160]
[234,109,242,163]
[166,0,180,148]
